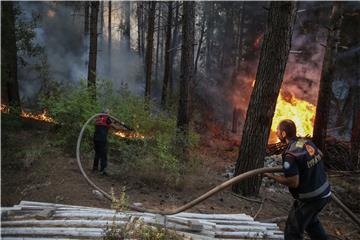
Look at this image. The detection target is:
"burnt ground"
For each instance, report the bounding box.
[1,117,360,240]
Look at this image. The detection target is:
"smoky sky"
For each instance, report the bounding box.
[17,1,144,104]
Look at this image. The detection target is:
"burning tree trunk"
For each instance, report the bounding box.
[107,1,112,74]
[84,1,90,35]
[87,1,99,97]
[232,2,296,196]
[161,2,173,108]
[124,1,131,50]
[145,1,156,99]
[1,1,21,109]
[176,1,195,156]
[313,2,343,151]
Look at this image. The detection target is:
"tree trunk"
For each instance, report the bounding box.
[84,1,90,35]
[155,5,161,81]
[169,2,180,96]
[107,1,112,75]
[232,1,296,196]
[205,2,214,72]
[87,1,99,97]
[144,1,156,99]
[1,1,20,109]
[100,0,104,47]
[313,2,343,151]
[137,2,142,55]
[232,2,246,133]
[194,18,205,75]
[177,1,195,146]
[161,2,173,108]
[124,1,131,50]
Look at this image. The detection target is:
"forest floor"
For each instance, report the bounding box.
[1,116,360,240]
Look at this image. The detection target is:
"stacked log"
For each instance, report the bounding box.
[1,201,284,239]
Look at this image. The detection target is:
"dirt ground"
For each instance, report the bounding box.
[2,117,360,240]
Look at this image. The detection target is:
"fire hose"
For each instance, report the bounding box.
[76,113,360,227]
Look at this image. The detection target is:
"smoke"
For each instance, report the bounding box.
[17,1,144,104]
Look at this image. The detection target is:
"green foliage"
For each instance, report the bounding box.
[103,218,183,240]
[41,79,200,185]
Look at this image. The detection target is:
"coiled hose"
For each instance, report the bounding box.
[76,113,360,227]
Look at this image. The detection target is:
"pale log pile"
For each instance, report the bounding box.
[1,201,284,239]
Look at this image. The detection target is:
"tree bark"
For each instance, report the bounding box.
[161,2,173,108]
[205,2,214,72]
[84,1,90,35]
[313,2,343,151]
[194,18,205,75]
[87,1,99,97]
[155,5,161,81]
[177,1,195,143]
[1,1,21,109]
[137,2,142,55]
[232,2,246,133]
[232,1,296,196]
[107,1,112,75]
[169,2,180,96]
[124,1,131,50]
[100,0,104,47]
[144,1,156,99]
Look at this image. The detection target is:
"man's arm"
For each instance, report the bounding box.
[264,173,299,188]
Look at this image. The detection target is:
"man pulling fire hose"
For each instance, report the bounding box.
[76,113,360,238]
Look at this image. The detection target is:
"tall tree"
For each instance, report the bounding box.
[88,1,99,96]
[232,2,246,133]
[1,1,21,109]
[232,1,297,196]
[313,2,344,151]
[84,1,90,35]
[155,5,161,81]
[169,2,180,96]
[124,1,131,50]
[100,0,104,46]
[205,2,214,72]
[161,2,173,108]
[144,2,156,99]
[177,1,195,150]
[137,2,143,55]
[107,1,112,74]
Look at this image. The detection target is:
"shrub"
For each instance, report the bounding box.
[41,79,200,185]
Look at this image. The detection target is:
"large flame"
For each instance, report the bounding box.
[269,90,316,143]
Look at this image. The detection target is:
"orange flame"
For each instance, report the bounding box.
[269,90,316,143]
[114,130,145,139]
[21,109,55,123]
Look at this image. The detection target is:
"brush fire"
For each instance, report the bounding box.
[2,104,144,139]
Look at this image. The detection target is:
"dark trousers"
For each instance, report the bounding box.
[93,140,107,171]
[285,197,331,240]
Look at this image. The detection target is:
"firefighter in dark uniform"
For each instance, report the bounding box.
[264,119,331,240]
[93,109,114,175]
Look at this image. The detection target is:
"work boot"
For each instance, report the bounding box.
[100,170,108,176]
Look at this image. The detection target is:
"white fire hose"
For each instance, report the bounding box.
[76,113,360,227]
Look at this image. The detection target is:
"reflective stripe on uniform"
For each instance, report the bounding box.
[298,181,329,199]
